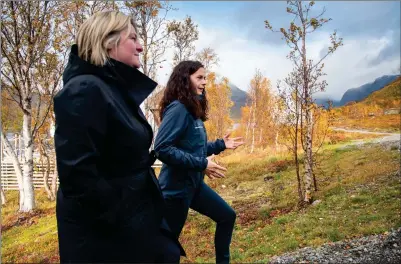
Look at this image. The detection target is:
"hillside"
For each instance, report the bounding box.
[340,74,399,106]
[2,134,400,263]
[333,77,401,132]
[362,76,401,108]
[314,74,400,108]
[314,98,341,108]
[229,83,248,120]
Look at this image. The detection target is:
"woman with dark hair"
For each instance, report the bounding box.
[154,61,244,264]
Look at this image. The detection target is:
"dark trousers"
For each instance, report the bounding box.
[164,181,236,264]
[154,233,181,263]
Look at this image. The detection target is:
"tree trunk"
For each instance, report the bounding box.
[1,131,24,207]
[294,149,303,202]
[245,113,251,142]
[51,152,58,199]
[300,2,313,204]
[303,105,313,203]
[275,130,279,151]
[21,106,35,212]
[294,97,303,202]
[1,186,6,205]
[313,171,318,191]
[250,107,256,153]
[41,143,54,201]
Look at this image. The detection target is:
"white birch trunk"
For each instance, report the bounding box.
[1,186,6,205]
[1,131,24,207]
[21,104,35,212]
[51,157,58,199]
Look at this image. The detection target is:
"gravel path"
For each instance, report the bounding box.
[269,227,401,264]
[330,127,400,149]
[330,127,399,136]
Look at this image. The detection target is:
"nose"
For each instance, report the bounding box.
[201,78,207,85]
[136,42,143,53]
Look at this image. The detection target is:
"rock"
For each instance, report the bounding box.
[312,200,322,206]
[264,175,274,182]
[221,184,226,189]
[269,228,401,264]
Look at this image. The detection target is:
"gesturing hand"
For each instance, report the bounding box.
[223,132,244,150]
[205,155,227,180]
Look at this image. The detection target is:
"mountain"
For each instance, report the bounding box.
[314,97,342,108]
[228,82,248,120]
[361,76,401,108]
[314,74,400,109]
[340,74,399,106]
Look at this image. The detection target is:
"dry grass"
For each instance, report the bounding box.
[333,114,400,133]
[1,135,400,263]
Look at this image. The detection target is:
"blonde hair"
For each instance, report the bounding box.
[76,11,137,66]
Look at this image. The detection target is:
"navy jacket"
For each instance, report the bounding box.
[154,100,226,198]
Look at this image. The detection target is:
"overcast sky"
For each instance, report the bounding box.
[154,1,400,100]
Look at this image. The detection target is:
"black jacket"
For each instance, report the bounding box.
[54,45,182,263]
[154,100,226,198]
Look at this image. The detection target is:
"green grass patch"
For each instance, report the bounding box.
[1,143,400,263]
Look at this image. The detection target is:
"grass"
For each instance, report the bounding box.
[1,190,59,263]
[1,137,400,262]
[333,114,400,133]
[180,144,400,262]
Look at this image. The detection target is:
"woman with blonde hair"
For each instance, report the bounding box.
[54,11,182,263]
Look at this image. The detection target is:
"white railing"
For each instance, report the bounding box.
[1,158,162,191]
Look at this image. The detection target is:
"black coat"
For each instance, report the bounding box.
[54,45,182,263]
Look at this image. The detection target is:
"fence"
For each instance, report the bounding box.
[1,157,162,191]
[1,157,58,191]
[1,131,162,191]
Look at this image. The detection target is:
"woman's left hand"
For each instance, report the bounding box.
[223,133,244,150]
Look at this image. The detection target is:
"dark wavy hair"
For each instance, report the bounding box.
[159,60,208,121]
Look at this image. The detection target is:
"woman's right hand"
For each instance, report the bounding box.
[205,155,227,180]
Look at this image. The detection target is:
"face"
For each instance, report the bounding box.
[190,67,207,95]
[108,25,143,68]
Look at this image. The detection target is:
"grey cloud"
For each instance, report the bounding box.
[366,29,401,67]
[232,1,400,47]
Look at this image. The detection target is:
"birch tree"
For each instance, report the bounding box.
[247,70,275,153]
[1,89,24,205]
[58,0,119,44]
[204,73,233,141]
[123,0,174,79]
[168,15,199,67]
[265,0,343,203]
[1,1,67,211]
[123,0,175,131]
[195,47,219,74]
[276,69,304,201]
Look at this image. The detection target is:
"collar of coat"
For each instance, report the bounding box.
[64,44,158,107]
